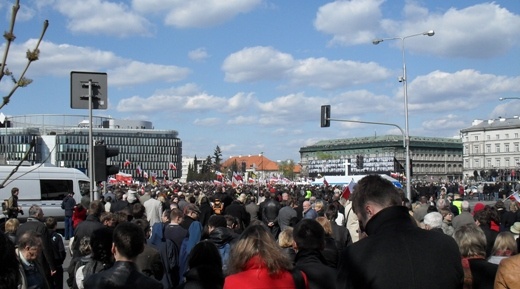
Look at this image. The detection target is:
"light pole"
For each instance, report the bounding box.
[499,97,520,101]
[373,30,435,202]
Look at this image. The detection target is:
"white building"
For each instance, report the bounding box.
[460,117,520,181]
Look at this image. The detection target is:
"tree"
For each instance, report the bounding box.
[1,0,49,110]
[278,160,296,180]
[213,145,222,171]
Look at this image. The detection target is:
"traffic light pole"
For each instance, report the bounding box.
[88,79,96,201]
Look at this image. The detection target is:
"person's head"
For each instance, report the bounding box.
[461,201,470,212]
[423,212,443,230]
[17,231,42,262]
[28,205,44,220]
[4,218,20,234]
[170,208,184,224]
[184,204,201,221]
[162,209,171,224]
[473,208,491,226]
[227,224,293,276]
[439,208,453,222]
[436,198,448,211]
[187,240,222,270]
[315,216,333,236]
[132,218,151,240]
[314,200,324,212]
[113,222,145,261]
[11,187,19,196]
[302,201,311,213]
[324,204,338,221]
[45,217,58,231]
[453,224,486,258]
[100,212,115,227]
[350,175,402,228]
[278,227,294,249]
[293,218,325,251]
[491,231,518,256]
[208,215,227,232]
[90,227,114,264]
[89,200,104,217]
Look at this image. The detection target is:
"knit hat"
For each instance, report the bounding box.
[473,202,485,214]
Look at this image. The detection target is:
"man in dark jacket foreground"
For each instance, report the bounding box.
[84,222,163,289]
[336,174,464,289]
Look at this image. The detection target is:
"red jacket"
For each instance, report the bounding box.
[224,255,306,289]
[72,206,87,228]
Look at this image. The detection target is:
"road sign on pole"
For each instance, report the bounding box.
[70,71,107,109]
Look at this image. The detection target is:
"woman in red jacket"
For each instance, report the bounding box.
[224,224,307,289]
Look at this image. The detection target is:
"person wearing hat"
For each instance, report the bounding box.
[510,222,520,240]
[61,191,76,240]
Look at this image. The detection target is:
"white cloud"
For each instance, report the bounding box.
[133,0,261,28]
[314,0,384,46]
[108,61,190,86]
[222,46,295,82]
[188,48,209,62]
[194,117,220,126]
[407,69,520,112]
[54,0,153,37]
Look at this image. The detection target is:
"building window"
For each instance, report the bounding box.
[495,144,500,153]
[475,159,480,168]
[505,134,509,139]
[515,158,520,166]
[486,144,491,153]
[496,159,501,168]
[505,158,510,168]
[474,136,479,141]
[486,135,490,140]
[515,133,519,139]
[514,142,519,152]
[487,159,491,168]
[496,134,500,140]
[505,143,510,152]
[474,145,479,154]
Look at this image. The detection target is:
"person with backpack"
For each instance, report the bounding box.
[4,187,23,218]
[206,215,238,274]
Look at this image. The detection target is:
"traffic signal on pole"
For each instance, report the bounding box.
[321,105,331,127]
[94,145,120,182]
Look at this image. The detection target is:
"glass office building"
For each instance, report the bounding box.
[0,114,182,179]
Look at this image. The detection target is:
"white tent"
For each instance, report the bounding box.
[311,174,402,188]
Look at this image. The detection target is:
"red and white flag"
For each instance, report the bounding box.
[509,192,520,204]
[162,169,168,176]
[323,177,329,187]
[124,159,131,167]
[143,171,149,179]
[342,178,357,200]
[136,165,142,175]
[169,162,177,170]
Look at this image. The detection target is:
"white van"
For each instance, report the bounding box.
[0,164,90,229]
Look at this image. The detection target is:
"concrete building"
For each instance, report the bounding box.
[460,116,520,182]
[0,114,182,180]
[299,135,463,182]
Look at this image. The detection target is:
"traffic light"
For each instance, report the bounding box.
[356,155,364,169]
[94,144,120,181]
[321,105,330,127]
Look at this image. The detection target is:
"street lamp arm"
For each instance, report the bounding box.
[328,118,406,148]
[499,97,520,101]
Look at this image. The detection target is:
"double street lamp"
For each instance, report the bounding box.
[373,30,435,202]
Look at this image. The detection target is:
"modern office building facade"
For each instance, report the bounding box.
[0,114,182,180]
[299,135,463,182]
[460,117,520,182]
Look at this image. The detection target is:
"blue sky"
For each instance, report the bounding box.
[1,0,519,163]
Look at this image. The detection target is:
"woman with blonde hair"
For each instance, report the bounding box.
[453,224,498,289]
[315,216,340,268]
[277,227,296,262]
[224,224,307,289]
[488,231,518,265]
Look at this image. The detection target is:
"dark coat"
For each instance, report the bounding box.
[72,214,104,257]
[16,218,57,272]
[225,201,250,229]
[61,195,76,217]
[176,265,224,289]
[294,249,337,289]
[135,244,164,281]
[198,202,212,228]
[468,258,498,289]
[337,206,463,289]
[84,261,163,289]
[330,221,351,252]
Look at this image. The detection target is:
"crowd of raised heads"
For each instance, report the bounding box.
[1,175,520,289]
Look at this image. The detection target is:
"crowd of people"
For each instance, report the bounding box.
[1,177,520,289]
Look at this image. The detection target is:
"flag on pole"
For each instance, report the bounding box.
[169,162,177,170]
[162,169,168,176]
[509,191,520,204]
[124,159,131,167]
[323,177,329,187]
[215,171,223,180]
[342,178,357,200]
[143,171,149,179]
[136,165,142,175]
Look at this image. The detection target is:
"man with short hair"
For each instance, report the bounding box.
[144,191,162,227]
[61,191,76,240]
[72,200,105,257]
[84,222,163,289]
[336,175,463,289]
[16,205,57,284]
[293,218,337,289]
[16,231,50,289]
[452,200,474,230]
[302,200,317,220]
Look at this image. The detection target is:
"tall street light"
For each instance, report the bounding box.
[499,97,520,101]
[373,30,435,202]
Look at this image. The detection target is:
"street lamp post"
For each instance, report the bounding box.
[499,97,520,101]
[373,30,435,202]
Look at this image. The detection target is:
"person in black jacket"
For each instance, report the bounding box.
[72,201,105,258]
[61,191,76,240]
[260,193,281,238]
[176,240,224,289]
[16,205,56,285]
[336,174,464,289]
[84,222,162,289]
[293,218,337,289]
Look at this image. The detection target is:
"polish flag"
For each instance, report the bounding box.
[124,159,131,167]
[342,178,357,200]
[136,165,142,175]
[169,162,177,170]
[509,192,520,204]
[162,169,168,176]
